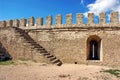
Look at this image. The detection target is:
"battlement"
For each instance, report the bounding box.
[0,12,120,29]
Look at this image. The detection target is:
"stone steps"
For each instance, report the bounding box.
[14,27,62,66]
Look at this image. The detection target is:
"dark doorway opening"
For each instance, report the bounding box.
[87,35,101,60]
[0,42,12,61]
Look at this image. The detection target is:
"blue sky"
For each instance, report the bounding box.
[0,0,120,24]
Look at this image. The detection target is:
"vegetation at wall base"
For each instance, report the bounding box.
[0,60,14,65]
[103,69,120,78]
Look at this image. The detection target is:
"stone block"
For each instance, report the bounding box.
[110,12,119,26]
[7,20,13,27]
[56,14,62,26]
[36,18,43,26]
[76,13,83,26]
[88,13,94,26]
[99,12,106,26]
[13,19,19,27]
[28,17,34,26]
[46,16,52,27]
[20,18,27,27]
[66,14,72,27]
[0,21,6,27]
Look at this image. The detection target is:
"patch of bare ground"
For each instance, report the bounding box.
[0,61,120,80]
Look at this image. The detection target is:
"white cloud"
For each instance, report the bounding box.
[84,0,120,18]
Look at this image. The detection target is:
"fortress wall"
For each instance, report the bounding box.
[0,28,49,63]
[0,12,120,28]
[0,12,120,67]
[27,28,120,67]
[0,28,27,60]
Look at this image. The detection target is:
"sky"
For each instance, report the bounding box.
[0,0,120,24]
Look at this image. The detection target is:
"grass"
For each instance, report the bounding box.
[103,69,120,78]
[0,60,14,65]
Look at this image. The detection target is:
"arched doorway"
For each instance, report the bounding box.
[87,35,101,60]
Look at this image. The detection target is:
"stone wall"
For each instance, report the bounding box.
[0,28,49,63]
[27,27,120,67]
[0,12,120,28]
[0,12,120,67]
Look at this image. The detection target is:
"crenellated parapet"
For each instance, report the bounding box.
[110,12,119,26]
[46,16,52,27]
[28,17,34,26]
[56,14,62,27]
[13,19,19,27]
[0,12,120,29]
[36,18,43,26]
[76,13,83,26]
[99,12,106,26]
[66,14,72,27]
[0,21,6,27]
[88,13,94,26]
[7,20,13,27]
[20,18,27,27]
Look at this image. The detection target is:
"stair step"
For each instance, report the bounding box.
[34,48,45,52]
[45,55,54,58]
[52,59,60,64]
[26,43,40,47]
[35,48,45,50]
[14,28,63,66]
[28,41,39,46]
[49,56,57,61]
[32,46,42,48]
[56,61,62,66]
[42,53,50,56]
[40,50,48,53]
[25,42,37,45]
[31,44,41,47]
[0,56,5,59]
[0,54,4,56]
[24,41,35,43]
[31,46,40,49]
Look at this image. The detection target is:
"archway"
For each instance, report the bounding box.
[87,35,101,60]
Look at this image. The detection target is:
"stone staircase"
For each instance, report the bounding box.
[13,27,62,66]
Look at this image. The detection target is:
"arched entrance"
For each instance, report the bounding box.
[87,35,101,60]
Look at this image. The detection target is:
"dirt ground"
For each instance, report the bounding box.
[0,61,120,80]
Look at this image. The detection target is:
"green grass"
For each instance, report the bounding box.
[103,69,120,78]
[0,60,14,65]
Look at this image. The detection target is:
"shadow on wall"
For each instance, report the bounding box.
[0,42,12,61]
